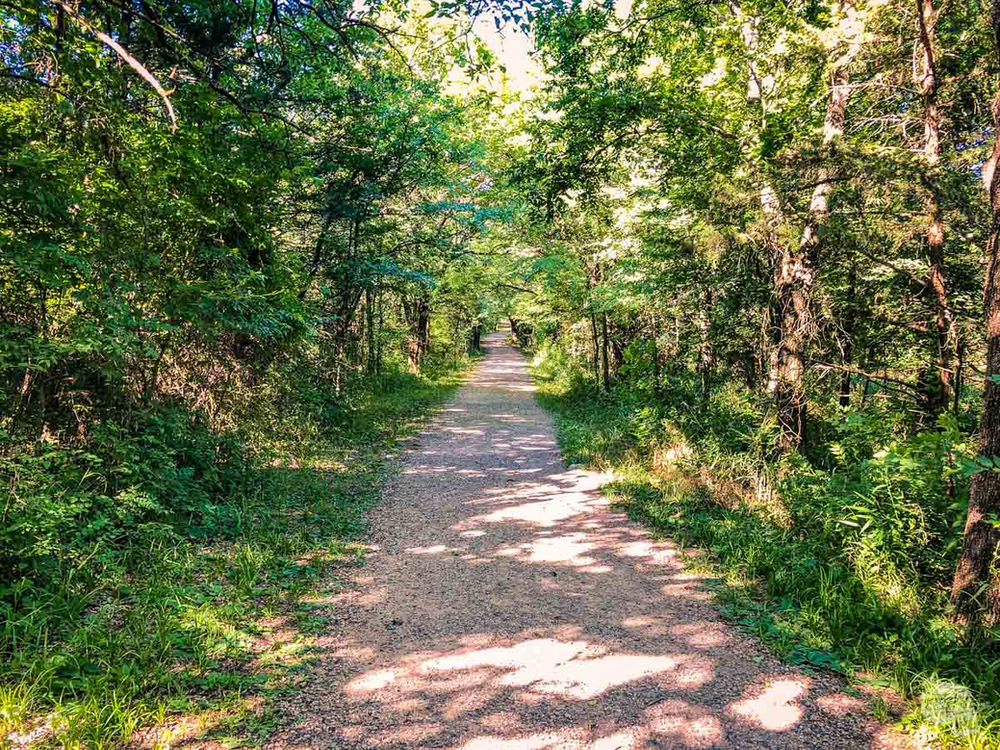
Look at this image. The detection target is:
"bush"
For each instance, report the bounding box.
[0,345,468,746]
[1,409,250,587]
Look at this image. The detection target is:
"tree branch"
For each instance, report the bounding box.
[55,0,176,130]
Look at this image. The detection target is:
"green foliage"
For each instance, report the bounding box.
[4,0,999,742]
[1,411,248,586]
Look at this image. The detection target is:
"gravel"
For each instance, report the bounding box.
[265,332,908,750]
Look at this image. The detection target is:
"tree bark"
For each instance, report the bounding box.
[332,289,362,394]
[375,287,384,376]
[742,2,813,450]
[840,262,857,408]
[365,286,376,376]
[590,312,601,384]
[697,290,714,403]
[916,0,955,417]
[299,213,334,300]
[765,0,859,449]
[951,16,1000,620]
[770,241,811,449]
[652,316,662,395]
[406,293,431,374]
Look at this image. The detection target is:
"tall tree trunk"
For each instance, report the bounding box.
[840,262,857,408]
[697,290,714,403]
[916,0,955,417]
[742,5,813,450]
[332,289,362,394]
[590,312,601,383]
[406,294,430,374]
[770,244,811,449]
[952,16,1000,620]
[652,316,662,395]
[954,335,965,413]
[300,213,334,300]
[365,286,376,376]
[376,288,384,376]
[610,322,626,374]
[765,0,859,449]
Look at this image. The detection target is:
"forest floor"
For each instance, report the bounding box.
[258,331,905,749]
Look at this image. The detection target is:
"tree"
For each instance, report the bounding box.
[951,0,1000,623]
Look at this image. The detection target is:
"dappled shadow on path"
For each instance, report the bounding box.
[264,333,896,750]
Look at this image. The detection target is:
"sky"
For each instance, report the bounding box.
[469,0,635,94]
[471,12,542,93]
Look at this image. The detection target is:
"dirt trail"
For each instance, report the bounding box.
[267,332,897,749]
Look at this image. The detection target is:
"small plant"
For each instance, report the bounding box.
[0,678,38,734]
[919,677,983,740]
[868,694,892,723]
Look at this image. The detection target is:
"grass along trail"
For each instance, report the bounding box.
[265,331,899,749]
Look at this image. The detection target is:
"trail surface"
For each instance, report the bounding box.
[268,332,896,749]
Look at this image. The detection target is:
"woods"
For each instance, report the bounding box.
[502,0,1000,743]
[3,0,1000,745]
[1,0,509,743]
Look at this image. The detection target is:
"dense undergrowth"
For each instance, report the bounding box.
[0,351,472,749]
[531,340,1000,749]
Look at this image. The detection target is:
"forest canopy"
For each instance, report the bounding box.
[3,0,1000,745]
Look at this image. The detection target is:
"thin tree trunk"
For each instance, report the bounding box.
[697,291,713,403]
[376,287,384,376]
[406,294,430,374]
[601,312,611,392]
[590,312,601,384]
[916,0,955,417]
[952,22,1000,620]
[610,323,626,375]
[652,316,662,395]
[839,350,853,408]
[365,286,376,376]
[333,291,362,394]
[954,335,964,414]
[840,261,857,408]
[300,213,334,300]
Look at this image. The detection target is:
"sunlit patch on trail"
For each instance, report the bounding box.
[728,677,808,731]
[644,699,726,747]
[346,637,712,703]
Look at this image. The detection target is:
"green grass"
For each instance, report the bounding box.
[0,358,473,749]
[530,350,1000,750]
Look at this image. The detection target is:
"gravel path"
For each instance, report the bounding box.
[267,332,901,749]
